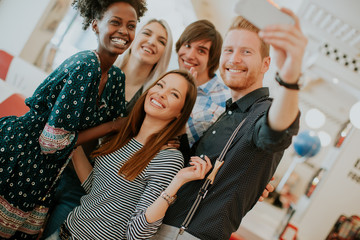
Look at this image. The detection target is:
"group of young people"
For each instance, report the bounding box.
[0,0,308,239]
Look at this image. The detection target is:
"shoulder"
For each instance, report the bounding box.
[61,50,100,72]
[109,65,126,79]
[111,64,124,75]
[159,148,184,161]
[254,97,272,110]
[151,149,184,168]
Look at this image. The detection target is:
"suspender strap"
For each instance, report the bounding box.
[179,118,246,234]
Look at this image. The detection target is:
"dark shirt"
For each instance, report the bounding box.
[163,88,300,240]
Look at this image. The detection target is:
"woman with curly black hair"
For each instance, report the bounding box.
[0,0,146,239]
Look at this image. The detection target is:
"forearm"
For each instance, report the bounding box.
[144,177,184,223]
[267,87,299,131]
[76,121,114,147]
[144,156,211,223]
[72,146,93,183]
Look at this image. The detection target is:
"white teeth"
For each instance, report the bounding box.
[184,61,195,67]
[143,47,153,54]
[228,69,244,73]
[151,99,164,108]
[112,38,126,46]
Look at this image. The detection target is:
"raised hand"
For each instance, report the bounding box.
[189,67,198,81]
[259,8,308,84]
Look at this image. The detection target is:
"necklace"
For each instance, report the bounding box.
[98,72,108,109]
[93,50,109,109]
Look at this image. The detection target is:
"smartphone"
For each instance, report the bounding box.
[234,0,295,29]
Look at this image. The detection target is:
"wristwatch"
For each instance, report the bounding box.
[160,191,177,205]
[275,72,301,90]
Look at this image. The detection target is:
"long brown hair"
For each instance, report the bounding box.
[91,69,197,180]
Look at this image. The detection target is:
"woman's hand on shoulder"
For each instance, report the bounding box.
[111,117,124,132]
[161,137,181,150]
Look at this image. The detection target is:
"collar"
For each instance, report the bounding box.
[226,87,269,112]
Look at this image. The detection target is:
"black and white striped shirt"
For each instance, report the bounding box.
[66,138,184,239]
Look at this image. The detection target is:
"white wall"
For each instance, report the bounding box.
[0,0,49,56]
[295,127,360,239]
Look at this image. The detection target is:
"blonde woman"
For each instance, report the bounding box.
[116,18,173,112]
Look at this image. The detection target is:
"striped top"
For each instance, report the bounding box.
[66,138,184,239]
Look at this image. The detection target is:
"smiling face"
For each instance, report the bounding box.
[131,21,168,66]
[177,40,212,84]
[144,73,188,123]
[93,2,137,57]
[220,29,270,98]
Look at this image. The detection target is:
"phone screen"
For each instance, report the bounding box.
[234,0,294,29]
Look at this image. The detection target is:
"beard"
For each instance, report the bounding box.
[221,70,259,91]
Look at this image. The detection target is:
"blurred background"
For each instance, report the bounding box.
[1,0,360,239]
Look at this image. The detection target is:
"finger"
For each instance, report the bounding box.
[189,159,203,169]
[190,161,203,177]
[266,183,275,192]
[190,156,209,176]
[280,8,300,29]
[190,156,203,163]
[259,196,264,202]
[191,157,206,171]
[260,26,304,49]
[189,67,198,79]
[203,155,212,172]
[262,189,269,198]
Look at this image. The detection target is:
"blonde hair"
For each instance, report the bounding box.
[114,19,173,92]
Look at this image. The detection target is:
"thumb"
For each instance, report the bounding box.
[189,67,198,80]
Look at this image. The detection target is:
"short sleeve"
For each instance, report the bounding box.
[81,170,95,194]
[39,58,100,156]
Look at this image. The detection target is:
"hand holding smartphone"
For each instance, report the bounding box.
[234,0,295,29]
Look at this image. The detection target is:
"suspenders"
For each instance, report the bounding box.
[179,118,246,235]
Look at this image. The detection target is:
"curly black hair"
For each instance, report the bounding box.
[72,0,147,30]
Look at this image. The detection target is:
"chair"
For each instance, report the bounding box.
[0,49,14,80]
[0,80,29,118]
[229,232,246,240]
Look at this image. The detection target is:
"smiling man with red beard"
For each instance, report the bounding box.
[154,8,308,240]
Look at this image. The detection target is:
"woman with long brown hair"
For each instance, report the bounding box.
[47,69,212,240]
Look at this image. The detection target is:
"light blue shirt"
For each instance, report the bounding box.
[186,75,231,147]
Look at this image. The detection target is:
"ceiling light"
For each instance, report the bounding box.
[305,108,326,129]
[349,101,360,129]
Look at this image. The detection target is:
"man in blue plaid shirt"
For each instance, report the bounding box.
[175,20,231,147]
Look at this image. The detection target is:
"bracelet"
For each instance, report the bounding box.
[160,191,177,205]
[275,72,300,90]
